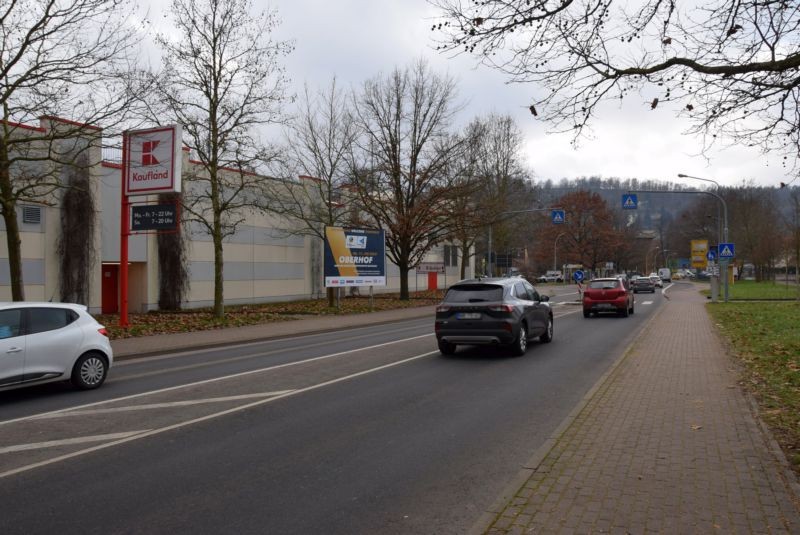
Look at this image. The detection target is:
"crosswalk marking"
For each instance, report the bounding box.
[0,431,149,455]
[31,391,296,419]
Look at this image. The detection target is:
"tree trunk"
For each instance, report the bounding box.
[327,287,335,307]
[460,242,470,280]
[212,222,225,319]
[399,264,410,300]
[0,160,23,301]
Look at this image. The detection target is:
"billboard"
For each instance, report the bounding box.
[690,239,709,269]
[125,124,183,196]
[324,227,386,287]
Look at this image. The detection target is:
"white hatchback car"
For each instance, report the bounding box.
[0,302,113,391]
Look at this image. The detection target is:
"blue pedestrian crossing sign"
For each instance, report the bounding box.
[718,243,735,259]
[551,209,565,224]
[621,194,638,210]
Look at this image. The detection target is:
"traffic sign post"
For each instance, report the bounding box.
[551,209,565,224]
[718,243,735,259]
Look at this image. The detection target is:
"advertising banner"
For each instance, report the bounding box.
[125,124,183,196]
[690,239,709,269]
[324,227,386,287]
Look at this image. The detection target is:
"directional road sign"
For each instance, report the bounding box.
[718,243,735,259]
[621,194,638,210]
[551,209,565,224]
[706,249,716,262]
[573,270,584,282]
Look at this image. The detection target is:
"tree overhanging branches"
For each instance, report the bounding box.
[431,0,800,175]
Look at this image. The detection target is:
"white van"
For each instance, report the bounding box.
[658,267,672,283]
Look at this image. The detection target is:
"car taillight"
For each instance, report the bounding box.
[436,305,451,313]
[98,327,109,337]
[488,304,514,313]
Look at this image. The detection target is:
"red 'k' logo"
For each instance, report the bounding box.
[142,140,160,166]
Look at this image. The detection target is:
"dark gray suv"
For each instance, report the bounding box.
[434,277,553,356]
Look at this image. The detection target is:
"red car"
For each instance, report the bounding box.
[582,277,634,317]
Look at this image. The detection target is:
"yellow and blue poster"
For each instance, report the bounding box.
[324,227,386,287]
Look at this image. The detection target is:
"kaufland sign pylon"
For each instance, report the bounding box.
[120,124,183,328]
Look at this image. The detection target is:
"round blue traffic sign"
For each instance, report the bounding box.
[573,270,584,282]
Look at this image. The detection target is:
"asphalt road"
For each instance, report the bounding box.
[0,286,668,534]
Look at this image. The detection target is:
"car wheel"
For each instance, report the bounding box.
[539,316,553,343]
[71,352,108,390]
[620,305,629,318]
[583,310,591,318]
[437,340,456,356]
[630,301,635,315]
[511,324,528,356]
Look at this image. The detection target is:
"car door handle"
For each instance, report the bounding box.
[6,347,22,353]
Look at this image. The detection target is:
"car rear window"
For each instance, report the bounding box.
[589,280,619,290]
[444,284,505,303]
[26,308,78,335]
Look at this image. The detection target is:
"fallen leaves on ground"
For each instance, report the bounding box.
[97,291,443,340]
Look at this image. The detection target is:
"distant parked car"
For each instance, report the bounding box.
[537,270,564,283]
[435,277,553,356]
[648,273,663,288]
[0,303,113,392]
[582,277,634,317]
[632,276,656,293]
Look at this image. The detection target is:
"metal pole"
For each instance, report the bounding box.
[488,224,492,277]
[119,132,130,328]
[554,232,565,272]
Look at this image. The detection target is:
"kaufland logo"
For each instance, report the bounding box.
[125,124,182,196]
[142,141,160,166]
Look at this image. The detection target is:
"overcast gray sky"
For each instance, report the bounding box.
[144,0,788,189]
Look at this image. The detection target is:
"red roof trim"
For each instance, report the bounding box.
[102,161,123,169]
[39,115,102,131]
[2,120,46,133]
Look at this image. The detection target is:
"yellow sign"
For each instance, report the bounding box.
[690,239,708,269]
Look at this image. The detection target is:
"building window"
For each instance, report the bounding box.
[444,245,459,267]
[22,206,42,225]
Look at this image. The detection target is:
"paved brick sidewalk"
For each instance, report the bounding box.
[478,285,800,534]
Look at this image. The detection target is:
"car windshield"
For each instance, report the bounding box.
[444,284,504,303]
[589,280,619,290]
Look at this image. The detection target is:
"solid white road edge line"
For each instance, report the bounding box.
[0,334,434,428]
[0,350,439,480]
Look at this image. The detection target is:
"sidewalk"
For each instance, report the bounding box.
[110,305,436,359]
[475,285,800,534]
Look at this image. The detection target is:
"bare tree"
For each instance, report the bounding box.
[1,0,142,300]
[270,79,360,306]
[148,0,292,318]
[432,1,800,176]
[352,60,464,299]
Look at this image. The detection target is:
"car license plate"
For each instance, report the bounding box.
[456,312,481,320]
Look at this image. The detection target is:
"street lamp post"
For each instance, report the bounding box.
[677,173,730,301]
[554,232,566,272]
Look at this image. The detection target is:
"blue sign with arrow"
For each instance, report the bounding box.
[573,270,584,282]
[718,242,735,259]
[621,194,638,210]
[706,249,716,262]
[551,209,565,224]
